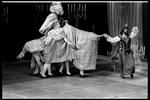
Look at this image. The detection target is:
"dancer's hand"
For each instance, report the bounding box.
[103,33,108,38]
[39,29,45,34]
[44,38,49,45]
[64,20,69,24]
[44,36,52,45]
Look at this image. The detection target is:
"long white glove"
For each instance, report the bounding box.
[97,34,104,37]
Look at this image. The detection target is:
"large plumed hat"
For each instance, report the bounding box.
[50,2,64,15]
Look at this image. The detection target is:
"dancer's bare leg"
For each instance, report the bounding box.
[30,54,36,68]
[65,61,71,75]
[34,54,43,75]
[33,63,39,74]
[80,70,85,76]
[39,65,43,75]
[41,63,49,77]
[47,63,53,76]
[59,62,64,73]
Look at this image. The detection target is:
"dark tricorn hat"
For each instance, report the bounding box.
[120,24,129,36]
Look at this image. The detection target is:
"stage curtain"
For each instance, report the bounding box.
[107,2,143,54]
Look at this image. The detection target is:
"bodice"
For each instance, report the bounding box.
[118,35,131,51]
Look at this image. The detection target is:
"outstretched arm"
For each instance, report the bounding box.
[103,33,120,43]
[64,37,77,50]
[97,34,104,37]
[130,27,139,39]
[39,13,57,34]
[63,37,71,45]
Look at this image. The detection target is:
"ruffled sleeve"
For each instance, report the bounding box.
[106,36,121,43]
[39,13,57,34]
[47,28,65,40]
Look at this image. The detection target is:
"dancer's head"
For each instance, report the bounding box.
[120,24,129,37]
[50,2,64,15]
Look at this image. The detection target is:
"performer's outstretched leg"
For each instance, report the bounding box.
[17,51,25,59]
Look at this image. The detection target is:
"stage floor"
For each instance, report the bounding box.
[2,55,148,99]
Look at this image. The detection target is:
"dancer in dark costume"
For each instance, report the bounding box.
[104,25,139,79]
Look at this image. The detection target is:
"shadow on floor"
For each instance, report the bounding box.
[2,58,120,85]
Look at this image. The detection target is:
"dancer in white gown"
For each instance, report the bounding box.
[38,2,76,78]
[17,2,104,78]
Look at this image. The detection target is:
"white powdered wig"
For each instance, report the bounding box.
[50,2,64,15]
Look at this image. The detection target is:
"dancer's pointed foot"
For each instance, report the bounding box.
[41,74,47,78]
[57,71,63,76]
[79,74,89,78]
[48,73,53,75]
[31,73,40,76]
[47,75,53,77]
[120,74,125,79]
[59,70,63,74]
[130,73,134,78]
[40,72,42,75]
[79,71,89,78]
[66,72,71,75]
[33,71,38,74]
[47,73,53,77]
[66,72,73,76]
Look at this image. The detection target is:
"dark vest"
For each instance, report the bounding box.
[118,35,131,52]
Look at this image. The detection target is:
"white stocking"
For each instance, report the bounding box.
[59,62,64,73]
[65,61,71,75]
[33,63,39,74]
[47,63,53,75]
[41,64,49,77]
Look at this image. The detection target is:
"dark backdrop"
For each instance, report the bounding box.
[142,3,148,61]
